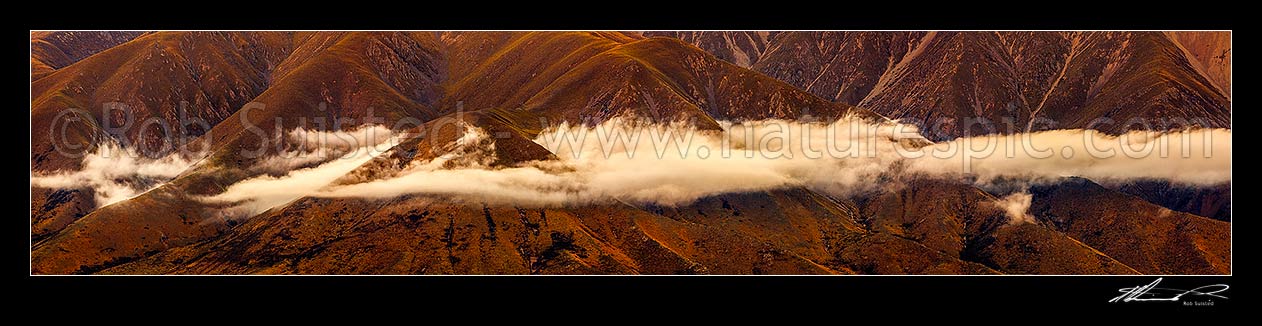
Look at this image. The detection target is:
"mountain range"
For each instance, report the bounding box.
[30,31,1230,274]
[651,31,1230,140]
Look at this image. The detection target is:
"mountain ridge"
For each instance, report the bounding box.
[29,31,1231,275]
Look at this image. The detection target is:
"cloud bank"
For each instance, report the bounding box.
[905,129,1232,186]
[203,117,1231,215]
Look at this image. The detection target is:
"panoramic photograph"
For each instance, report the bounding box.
[30,31,1230,275]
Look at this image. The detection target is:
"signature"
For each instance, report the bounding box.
[1109,278,1229,303]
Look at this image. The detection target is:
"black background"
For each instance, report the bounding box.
[22,275,1235,311]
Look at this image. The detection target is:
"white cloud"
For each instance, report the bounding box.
[994,192,1036,225]
[197,116,1233,215]
[905,129,1232,186]
[254,125,395,173]
[30,142,198,207]
[200,125,401,216]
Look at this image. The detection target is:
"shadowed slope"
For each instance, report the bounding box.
[859,177,1137,274]
[31,31,147,81]
[1029,177,1230,274]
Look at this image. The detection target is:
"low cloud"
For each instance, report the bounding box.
[32,125,399,211]
[255,125,396,174]
[905,129,1232,186]
[202,116,1231,216]
[994,192,1036,225]
[30,142,198,207]
[201,125,401,215]
[309,118,915,206]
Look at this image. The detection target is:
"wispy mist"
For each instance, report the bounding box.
[201,125,400,215]
[30,143,198,206]
[254,125,396,174]
[994,192,1036,225]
